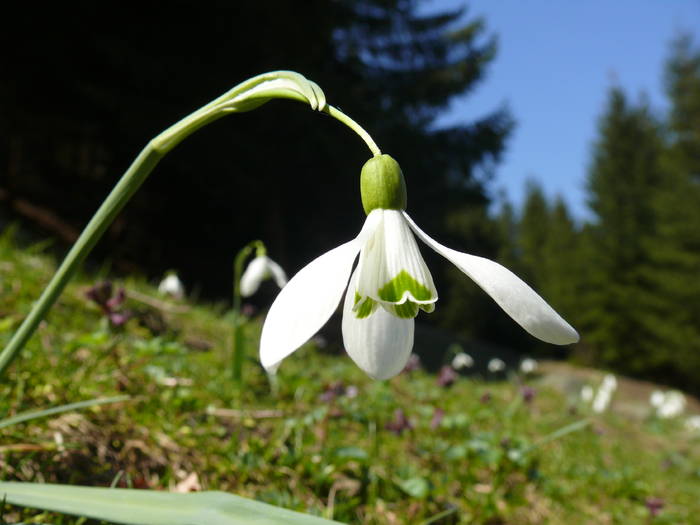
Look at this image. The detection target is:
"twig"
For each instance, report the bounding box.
[206,407,284,419]
[124,289,190,313]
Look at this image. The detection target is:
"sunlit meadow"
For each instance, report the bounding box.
[1,227,700,524]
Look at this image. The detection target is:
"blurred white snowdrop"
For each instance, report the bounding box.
[650,390,666,409]
[158,271,184,300]
[651,390,686,419]
[685,415,700,432]
[520,358,537,374]
[601,374,617,393]
[451,352,474,370]
[240,255,287,297]
[589,374,618,413]
[232,240,287,383]
[580,385,594,403]
[592,388,612,413]
[487,358,505,373]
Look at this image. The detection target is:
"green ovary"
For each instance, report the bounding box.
[377,270,433,302]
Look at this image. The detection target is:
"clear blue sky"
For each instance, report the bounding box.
[428,0,700,221]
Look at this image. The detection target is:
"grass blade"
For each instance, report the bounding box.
[0,395,130,430]
[0,482,343,525]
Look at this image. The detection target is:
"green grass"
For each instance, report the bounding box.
[1,227,699,524]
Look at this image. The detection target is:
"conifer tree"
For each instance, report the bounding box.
[642,36,700,389]
[666,35,700,177]
[583,88,664,373]
[495,198,520,271]
[541,197,581,324]
[518,180,550,288]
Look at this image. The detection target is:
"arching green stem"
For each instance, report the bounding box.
[324,105,381,157]
[0,71,382,379]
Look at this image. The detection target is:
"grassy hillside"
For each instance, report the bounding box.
[1,228,699,524]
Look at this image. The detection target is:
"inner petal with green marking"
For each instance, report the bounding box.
[377,270,435,303]
[353,292,378,319]
[354,209,439,320]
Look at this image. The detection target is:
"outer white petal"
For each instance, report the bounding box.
[260,213,381,371]
[240,256,269,297]
[266,257,288,289]
[342,269,414,380]
[403,211,579,345]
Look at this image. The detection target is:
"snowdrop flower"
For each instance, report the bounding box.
[580,385,594,403]
[520,357,537,374]
[260,155,578,379]
[650,389,683,418]
[451,352,474,370]
[240,255,287,297]
[592,387,612,413]
[158,272,184,300]
[590,374,617,413]
[600,374,617,393]
[487,358,506,373]
[685,415,700,432]
[650,390,666,409]
[656,390,686,419]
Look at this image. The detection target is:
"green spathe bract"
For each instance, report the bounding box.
[360,154,407,214]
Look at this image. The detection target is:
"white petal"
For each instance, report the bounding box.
[266,258,288,289]
[158,274,184,299]
[260,213,381,371]
[342,268,414,379]
[487,358,505,372]
[356,209,437,306]
[240,256,268,297]
[403,212,579,345]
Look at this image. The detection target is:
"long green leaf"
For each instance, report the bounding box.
[0,482,343,525]
[0,395,130,430]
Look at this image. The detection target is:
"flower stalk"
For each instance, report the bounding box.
[231,240,265,384]
[0,71,378,379]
